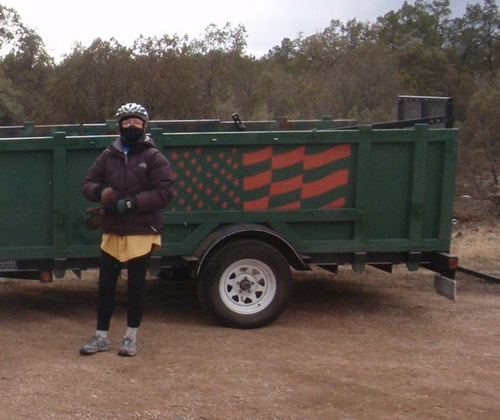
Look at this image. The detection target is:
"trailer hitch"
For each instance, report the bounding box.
[456,266,500,284]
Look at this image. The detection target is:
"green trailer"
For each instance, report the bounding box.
[0,115,354,138]
[0,119,459,328]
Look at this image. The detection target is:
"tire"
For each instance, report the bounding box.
[197,239,293,329]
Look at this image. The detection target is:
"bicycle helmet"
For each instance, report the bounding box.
[115,102,149,123]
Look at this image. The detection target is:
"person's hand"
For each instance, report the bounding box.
[101,187,119,204]
[84,207,104,230]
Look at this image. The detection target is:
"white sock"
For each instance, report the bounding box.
[96,330,108,338]
[125,327,138,340]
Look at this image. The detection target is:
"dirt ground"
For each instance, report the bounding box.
[1,223,499,419]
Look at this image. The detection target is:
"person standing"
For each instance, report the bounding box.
[80,102,175,357]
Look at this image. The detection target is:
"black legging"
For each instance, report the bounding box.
[96,250,150,330]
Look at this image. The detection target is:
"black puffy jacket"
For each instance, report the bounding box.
[81,136,175,235]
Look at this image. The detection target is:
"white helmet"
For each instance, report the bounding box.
[116,102,149,123]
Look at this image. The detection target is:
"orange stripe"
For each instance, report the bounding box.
[243,146,273,165]
[272,146,305,169]
[244,197,269,210]
[270,175,303,195]
[304,144,351,170]
[301,169,349,199]
[244,170,272,191]
[321,197,346,209]
[273,201,301,210]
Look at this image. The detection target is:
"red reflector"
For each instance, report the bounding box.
[449,258,458,270]
[41,271,53,282]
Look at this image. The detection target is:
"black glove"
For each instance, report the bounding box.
[103,198,136,215]
[84,207,104,230]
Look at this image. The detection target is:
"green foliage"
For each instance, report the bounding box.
[191,22,247,55]
[0,5,29,55]
[0,4,52,123]
[45,39,131,123]
[0,0,499,130]
[0,68,23,124]
[447,0,500,75]
[460,79,500,188]
[376,0,451,49]
[2,30,54,121]
[327,44,401,122]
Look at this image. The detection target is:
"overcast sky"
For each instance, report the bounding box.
[2,0,470,60]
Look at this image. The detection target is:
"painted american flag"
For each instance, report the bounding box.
[169,143,352,212]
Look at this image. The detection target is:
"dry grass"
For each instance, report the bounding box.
[451,221,500,273]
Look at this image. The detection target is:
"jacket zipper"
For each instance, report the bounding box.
[121,147,129,233]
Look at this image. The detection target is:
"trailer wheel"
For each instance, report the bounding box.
[198,239,292,329]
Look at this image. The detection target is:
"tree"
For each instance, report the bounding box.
[460,81,500,188]
[130,34,199,119]
[447,0,500,75]
[0,69,23,124]
[0,5,29,56]
[372,1,455,96]
[0,5,53,122]
[305,19,375,68]
[396,39,450,94]
[266,19,374,72]
[189,23,251,118]
[46,39,131,123]
[190,23,247,55]
[2,29,54,122]
[376,0,451,49]
[325,43,401,122]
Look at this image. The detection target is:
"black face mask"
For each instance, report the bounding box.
[119,126,144,144]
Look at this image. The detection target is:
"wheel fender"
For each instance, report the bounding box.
[191,223,308,277]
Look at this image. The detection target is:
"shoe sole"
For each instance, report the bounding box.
[79,346,111,355]
[117,350,136,357]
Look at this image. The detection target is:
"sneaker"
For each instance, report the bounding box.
[79,334,111,355]
[118,336,137,357]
